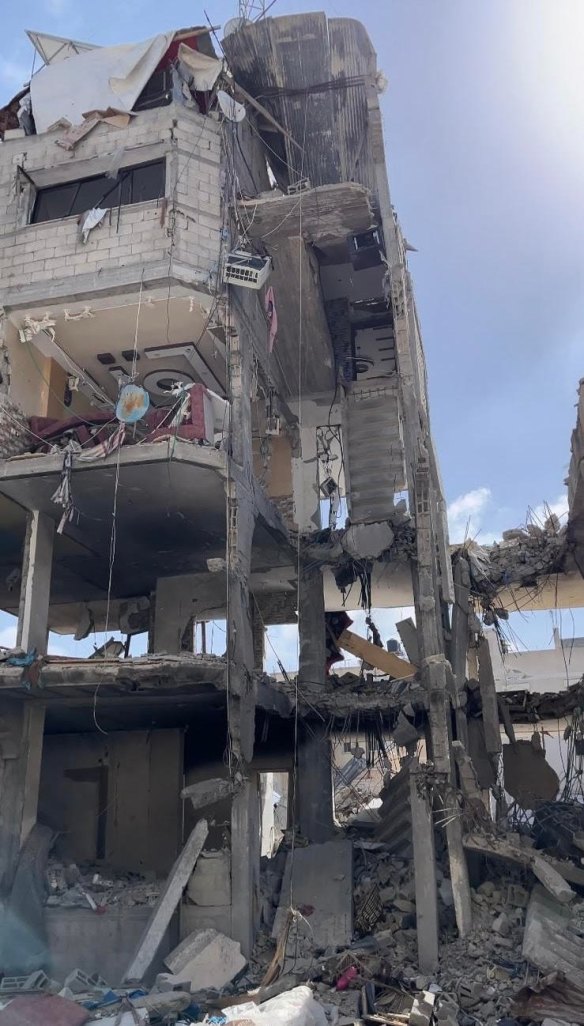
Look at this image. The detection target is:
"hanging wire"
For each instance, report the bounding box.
[288,93,310,912]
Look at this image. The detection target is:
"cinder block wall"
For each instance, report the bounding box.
[0,104,222,304]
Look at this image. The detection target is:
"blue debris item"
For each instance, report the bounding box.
[207,1017,226,1024]
[116,383,150,423]
[81,989,120,1009]
[6,648,37,667]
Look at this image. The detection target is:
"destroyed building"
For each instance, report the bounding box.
[0,13,584,1026]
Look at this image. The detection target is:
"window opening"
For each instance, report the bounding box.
[31,159,166,224]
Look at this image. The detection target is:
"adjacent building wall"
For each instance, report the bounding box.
[488,628,584,694]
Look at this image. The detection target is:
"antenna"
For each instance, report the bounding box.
[238,0,276,21]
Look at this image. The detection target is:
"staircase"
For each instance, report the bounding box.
[343,384,406,523]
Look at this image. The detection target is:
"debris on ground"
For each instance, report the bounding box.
[46,860,162,909]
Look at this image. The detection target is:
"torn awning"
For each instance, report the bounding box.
[26,30,97,65]
[30,32,174,133]
[178,44,222,92]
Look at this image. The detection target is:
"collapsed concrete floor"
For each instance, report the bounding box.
[3,707,584,1025]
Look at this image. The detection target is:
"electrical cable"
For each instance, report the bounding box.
[92,442,122,734]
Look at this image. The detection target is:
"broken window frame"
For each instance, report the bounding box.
[30,158,167,225]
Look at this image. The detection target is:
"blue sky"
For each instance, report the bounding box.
[1,1,583,662]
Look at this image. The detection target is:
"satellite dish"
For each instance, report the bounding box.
[223,17,250,36]
[116,383,150,423]
[217,90,246,123]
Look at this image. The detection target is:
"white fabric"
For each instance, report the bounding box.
[79,207,107,243]
[217,89,246,122]
[178,43,222,91]
[223,987,328,1026]
[26,30,97,65]
[30,32,174,133]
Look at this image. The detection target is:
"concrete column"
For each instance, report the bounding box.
[231,773,260,957]
[450,554,471,747]
[17,510,54,654]
[0,511,53,893]
[296,722,334,843]
[295,562,333,841]
[226,482,256,764]
[251,605,265,671]
[410,759,439,972]
[153,576,196,654]
[297,563,326,688]
[0,700,45,895]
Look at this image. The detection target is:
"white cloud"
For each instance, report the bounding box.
[447,487,570,546]
[447,486,492,543]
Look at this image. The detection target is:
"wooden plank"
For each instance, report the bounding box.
[336,629,416,678]
[124,818,208,982]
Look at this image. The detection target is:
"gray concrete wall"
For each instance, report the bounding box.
[39,729,183,876]
[46,907,178,986]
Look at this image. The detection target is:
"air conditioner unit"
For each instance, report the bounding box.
[223,251,271,290]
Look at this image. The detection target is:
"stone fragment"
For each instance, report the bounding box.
[409,991,435,1026]
[507,884,530,907]
[477,881,495,897]
[379,886,396,904]
[164,928,246,991]
[394,897,416,914]
[492,911,511,936]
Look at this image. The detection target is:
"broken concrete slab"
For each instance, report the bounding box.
[396,617,420,665]
[463,832,575,904]
[181,778,235,811]
[164,928,246,991]
[342,521,394,560]
[523,886,584,991]
[512,972,584,1026]
[410,991,436,1026]
[124,818,208,982]
[187,850,231,906]
[503,739,560,809]
[272,840,353,948]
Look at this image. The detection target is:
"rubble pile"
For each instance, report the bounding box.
[3,816,584,1026]
[464,516,567,607]
[246,841,540,1026]
[46,859,162,909]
